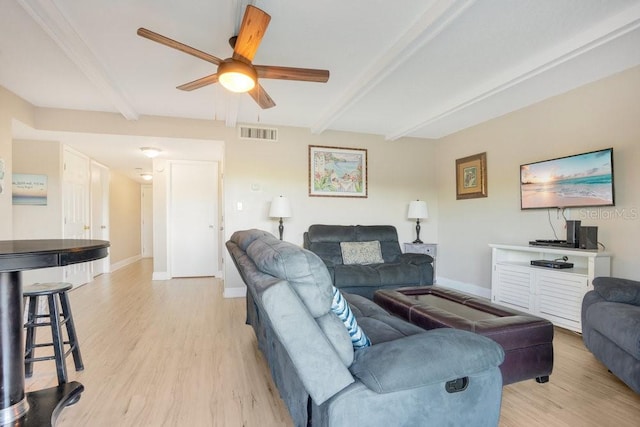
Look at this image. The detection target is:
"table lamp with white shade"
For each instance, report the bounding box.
[269,196,292,240]
[407,200,428,244]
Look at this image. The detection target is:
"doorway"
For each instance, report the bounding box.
[141,184,153,258]
[170,161,219,277]
[63,146,91,285]
[91,161,110,276]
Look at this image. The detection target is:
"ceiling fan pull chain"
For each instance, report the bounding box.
[257,85,261,122]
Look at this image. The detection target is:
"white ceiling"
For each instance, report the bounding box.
[2,0,640,182]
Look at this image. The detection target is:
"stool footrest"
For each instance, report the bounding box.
[30,340,75,350]
[25,343,81,363]
[23,285,83,386]
[25,316,71,328]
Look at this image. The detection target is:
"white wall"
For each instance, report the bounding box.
[435,66,640,292]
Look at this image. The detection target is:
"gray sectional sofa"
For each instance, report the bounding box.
[582,276,640,394]
[227,229,505,427]
[303,224,433,299]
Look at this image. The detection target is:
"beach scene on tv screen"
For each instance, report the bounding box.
[521,149,613,209]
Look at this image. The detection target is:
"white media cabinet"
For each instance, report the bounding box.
[489,244,611,333]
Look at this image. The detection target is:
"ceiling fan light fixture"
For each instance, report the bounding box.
[218,60,257,93]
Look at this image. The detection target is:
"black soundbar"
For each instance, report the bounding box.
[528,240,575,248]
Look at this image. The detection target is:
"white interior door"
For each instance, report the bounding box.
[141,184,153,258]
[91,161,110,275]
[63,147,91,286]
[170,161,219,277]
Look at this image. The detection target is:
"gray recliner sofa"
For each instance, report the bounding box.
[303,224,433,299]
[227,229,505,427]
[582,276,640,394]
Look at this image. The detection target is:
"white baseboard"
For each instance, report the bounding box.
[223,285,247,299]
[434,277,491,299]
[152,271,171,281]
[111,255,142,272]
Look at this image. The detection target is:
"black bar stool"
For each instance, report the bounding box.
[23,282,84,385]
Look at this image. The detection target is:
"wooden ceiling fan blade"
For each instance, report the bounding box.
[177,74,219,91]
[137,28,222,65]
[255,65,330,82]
[232,5,271,63]
[249,84,276,109]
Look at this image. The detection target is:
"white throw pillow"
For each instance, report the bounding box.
[340,241,384,265]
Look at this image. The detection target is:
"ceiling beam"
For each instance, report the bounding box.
[386,2,640,140]
[17,0,139,120]
[310,0,476,136]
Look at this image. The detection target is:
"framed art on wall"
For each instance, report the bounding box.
[12,173,48,205]
[309,145,368,198]
[456,152,487,200]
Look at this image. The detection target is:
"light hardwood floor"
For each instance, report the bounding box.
[26,259,639,426]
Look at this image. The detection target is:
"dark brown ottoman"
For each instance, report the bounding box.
[374,286,554,385]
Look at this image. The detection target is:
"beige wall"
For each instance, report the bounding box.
[12,139,62,239]
[109,171,142,265]
[11,135,144,273]
[223,127,437,245]
[11,139,65,284]
[13,105,437,291]
[435,66,640,293]
[0,86,36,238]
[222,127,436,293]
[2,65,638,296]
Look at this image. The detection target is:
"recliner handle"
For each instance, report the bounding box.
[445,377,469,393]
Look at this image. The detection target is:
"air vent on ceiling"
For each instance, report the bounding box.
[238,125,278,142]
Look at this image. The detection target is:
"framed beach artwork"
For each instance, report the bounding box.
[456,152,488,200]
[309,145,367,198]
[12,174,48,205]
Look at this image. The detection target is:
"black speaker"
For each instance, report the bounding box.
[566,220,581,248]
[579,226,598,250]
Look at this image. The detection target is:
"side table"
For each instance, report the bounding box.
[404,243,437,280]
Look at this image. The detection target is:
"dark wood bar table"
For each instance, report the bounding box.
[0,239,109,426]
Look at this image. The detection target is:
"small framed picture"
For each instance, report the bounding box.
[456,152,487,200]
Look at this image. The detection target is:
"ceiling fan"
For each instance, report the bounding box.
[137,5,330,109]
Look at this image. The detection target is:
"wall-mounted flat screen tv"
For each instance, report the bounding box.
[520,148,614,210]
